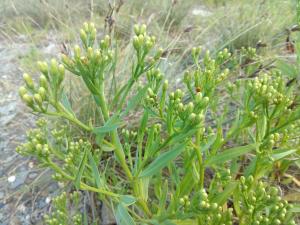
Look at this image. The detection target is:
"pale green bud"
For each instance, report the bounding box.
[39,75,48,89]
[140,24,147,35]
[58,64,65,82]
[23,73,34,89]
[38,87,47,100]
[34,93,43,106]
[80,29,87,44]
[50,58,59,76]
[22,94,34,106]
[19,86,27,97]
[37,61,48,75]
[74,45,81,58]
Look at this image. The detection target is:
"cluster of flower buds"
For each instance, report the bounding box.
[179,195,191,208]
[281,121,300,149]
[145,87,159,107]
[80,22,97,49]
[61,23,114,95]
[191,46,202,62]
[63,139,92,171]
[196,189,233,225]
[146,68,163,91]
[214,169,232,185]
[144,123,162,140]
[241,46,258,60]
[184,49,231,99]
[19,57,66,112]
[44,191,82,225]
[122,128,138,142]
[167,89,204,127]
[268,132,281,148]
[51,126,67,143]
[16,125,49,159]
[133,24,156,55]
[216,48,232,64]
[248,73,292,106]
[237,176,296,225]
[19,73,47,112]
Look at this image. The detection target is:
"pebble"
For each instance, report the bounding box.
[9,171,29,189]
[28,172,38,179]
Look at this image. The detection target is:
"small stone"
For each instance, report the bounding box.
[45,197,51,204]
[28,172,38,179]
[28,161,34,168]
[9,171,29,189]
[8,175,16,183]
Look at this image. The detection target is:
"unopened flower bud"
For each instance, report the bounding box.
[23,73,34,89]
[38,87,47,100]
[50,58,59,76]
[19,86,27,97]
[188,113,196,122]
[34,93,43,106]
[58,64,65,82]
[133,36,139,50]
[74,45,81,58]
[37,61,48,75]
[80,29,87,44]
[39,75,48,89]
[140,24,147,35]
[22,94,34,106]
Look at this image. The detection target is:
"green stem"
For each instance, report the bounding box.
[47,159,119,198]
[46,110,92,132]
[195,129,204,189]
[97,81,133,180]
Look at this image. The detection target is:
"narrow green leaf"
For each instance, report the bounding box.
[178,170,195,197]
[115,203,136,225]
[75,147,89,189]
[137,110,149,142]
[211,181,238,205]
[120,195,136,206]
[88,151,105,189]
[200,134,217,153]
[61,92,75,116]
[257,114,267,142]
[206,144,256,166]
[83,208,89,225]
[93,114,123,134]
[139,144,185,178]
[290,204,300,213]
[271,149,298,161]
[121,86,148,117]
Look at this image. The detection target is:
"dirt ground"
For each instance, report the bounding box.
[0,34,61,225]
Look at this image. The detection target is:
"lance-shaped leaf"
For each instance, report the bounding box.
[88,151,105,189]
[93,114,123,134]
[115,203,136,225]
[210,181,238,205]
[121,85,148,117]
[139,144,186,178]
[74,147,89,189]
[206,144,256,166]
[271,149,298,161]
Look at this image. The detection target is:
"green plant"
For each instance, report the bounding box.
[17,22,299,224]
[43,191,82,225]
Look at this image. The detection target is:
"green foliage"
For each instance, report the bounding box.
[43,191,82,225]
[17,23,299,224]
